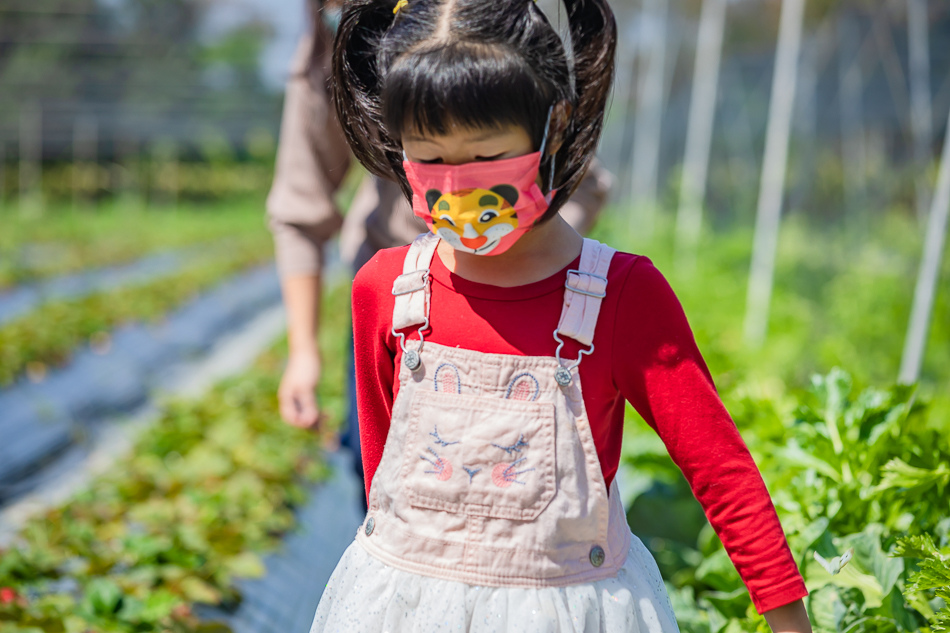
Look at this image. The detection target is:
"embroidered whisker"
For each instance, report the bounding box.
[420,446,441,467]
[502,457,534,485]
[492,434,529,455]
[421,447,451,478]
[430,425,459,447]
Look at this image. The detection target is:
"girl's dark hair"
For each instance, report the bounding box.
[331,0,616,216]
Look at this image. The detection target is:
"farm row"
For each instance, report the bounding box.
[0,271,353,632]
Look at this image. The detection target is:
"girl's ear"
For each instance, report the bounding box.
[544,99,574,156]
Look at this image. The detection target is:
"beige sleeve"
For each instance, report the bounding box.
[559,158,614,236]
[265,35,350,278]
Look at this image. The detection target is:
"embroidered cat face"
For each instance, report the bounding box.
[425,185,519,255]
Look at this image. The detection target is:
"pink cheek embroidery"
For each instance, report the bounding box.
[492,458,535,488]
[433,458,453,481]
[421,447,453,481]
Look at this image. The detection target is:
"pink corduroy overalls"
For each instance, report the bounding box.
[355,232,634,588]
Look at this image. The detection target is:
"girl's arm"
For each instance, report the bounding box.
[611,257,808,616]
[764,600,813,633]
[351,250,402,500]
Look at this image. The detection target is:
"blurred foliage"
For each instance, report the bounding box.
[592,209,950,391]
[0,197,273,290]
[0,236,271,386]
[0,345,330,631]
[0,279,353,631]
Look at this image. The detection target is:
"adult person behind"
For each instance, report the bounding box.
[266,0,613,500]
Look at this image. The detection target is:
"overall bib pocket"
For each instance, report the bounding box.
[401,389,557,521]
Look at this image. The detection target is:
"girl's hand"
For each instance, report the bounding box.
[763,599,812,633]
[278,349,322,429]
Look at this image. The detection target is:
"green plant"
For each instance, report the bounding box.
[0,349,330,632]
[628,369,950,633]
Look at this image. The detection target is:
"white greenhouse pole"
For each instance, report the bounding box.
[908,0,933,223]
[743,0,806,348]
[899,108,950,384]
[630,0,668,234]
[674,0,727,271]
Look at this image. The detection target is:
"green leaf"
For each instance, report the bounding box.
[695,549,742,593]
[841,527,904,597]
[180,577,222,604]
[777,443,842,482]
[224,551,266,579]
[141,589,182,620]
[907,555,950,593]
[893,534,939,559]
[808,584,847,633]
[82,578,123,615]
[703,587,751,620]
[875,459,950,496]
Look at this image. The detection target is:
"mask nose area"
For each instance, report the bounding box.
[460,223,487,250]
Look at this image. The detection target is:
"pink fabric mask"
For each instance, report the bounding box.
[403,148,556,256]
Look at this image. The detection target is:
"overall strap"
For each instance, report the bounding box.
[392,232,440,331]
[555,238,616,347]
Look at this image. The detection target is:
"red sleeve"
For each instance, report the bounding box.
[351,248,405,502]
[613,258,807,614]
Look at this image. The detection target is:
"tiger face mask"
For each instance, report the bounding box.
[402,114,557,256]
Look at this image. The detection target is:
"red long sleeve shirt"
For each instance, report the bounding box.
[352,245,807,614]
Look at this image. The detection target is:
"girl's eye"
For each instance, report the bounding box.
[475,153,505,162]
[439,215,456,227]
[478,210,498,223]
[419,158,443,164]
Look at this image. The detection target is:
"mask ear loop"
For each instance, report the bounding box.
[538,106,557,200]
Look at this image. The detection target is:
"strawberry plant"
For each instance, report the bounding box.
[0,351,329,632]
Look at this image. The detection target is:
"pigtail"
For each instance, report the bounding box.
[550,0,616,210]
[331,0,407,187]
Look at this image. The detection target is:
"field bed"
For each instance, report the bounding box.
[0,198,272,291]
[0,351,328,632]
[0,237,272,388]
[0,279,351,632]
[0,251,188,326]
[0,263,283,492]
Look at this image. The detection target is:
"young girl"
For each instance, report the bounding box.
[312,0,812,630]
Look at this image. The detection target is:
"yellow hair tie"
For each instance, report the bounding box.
[393,0,409,14]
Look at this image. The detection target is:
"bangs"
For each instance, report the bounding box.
[382,41,555,148]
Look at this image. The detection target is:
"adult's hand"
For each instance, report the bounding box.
[279,348,322,428]
[278,274,323,428]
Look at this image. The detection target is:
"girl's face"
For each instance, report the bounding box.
[402,123,534,166]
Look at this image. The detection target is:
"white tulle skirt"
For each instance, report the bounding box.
[309,533,679,633]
